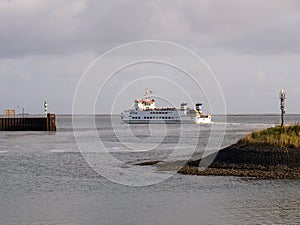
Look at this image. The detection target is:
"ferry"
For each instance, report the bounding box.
[120,89,211,124]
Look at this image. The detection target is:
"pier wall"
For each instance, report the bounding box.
[0,113,56,131]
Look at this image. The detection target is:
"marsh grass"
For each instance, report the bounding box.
[240,124,300,148]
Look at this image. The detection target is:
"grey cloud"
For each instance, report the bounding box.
[0,0,299,113]
[0,0,156,57]
[1,0,300,57]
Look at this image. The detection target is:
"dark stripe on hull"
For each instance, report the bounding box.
[121,120,194,124]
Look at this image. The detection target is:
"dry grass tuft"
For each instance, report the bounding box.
[240,124,300,148]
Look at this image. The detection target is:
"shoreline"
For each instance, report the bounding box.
[177,165,300,179]
[136,142,300,179]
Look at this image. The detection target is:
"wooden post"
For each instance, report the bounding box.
[279,90,286,127]
[46,113,56,131]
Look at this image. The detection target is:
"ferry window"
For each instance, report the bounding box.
[159,117,161,119]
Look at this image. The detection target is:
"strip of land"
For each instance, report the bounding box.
[137,125,300,179]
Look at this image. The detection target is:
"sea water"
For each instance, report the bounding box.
[0,115,299,225]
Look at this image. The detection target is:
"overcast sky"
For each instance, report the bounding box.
[0,0,299,114]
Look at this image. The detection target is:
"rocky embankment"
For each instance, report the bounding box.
[138,125,300,179]
[178,142,300,179]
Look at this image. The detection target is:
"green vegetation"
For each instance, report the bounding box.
[240,124,300,148]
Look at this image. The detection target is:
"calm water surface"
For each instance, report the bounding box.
[0,115,299,225]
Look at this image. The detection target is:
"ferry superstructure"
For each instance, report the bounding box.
[120,90,211,124]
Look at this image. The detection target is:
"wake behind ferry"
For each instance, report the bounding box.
[121,89,211,124]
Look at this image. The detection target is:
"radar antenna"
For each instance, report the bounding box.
[144,88,153,98]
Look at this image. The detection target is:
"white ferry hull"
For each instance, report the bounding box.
[120,90,211,124]
[195,115,212,124]
[121,118,196,124]
[121,111,211,124]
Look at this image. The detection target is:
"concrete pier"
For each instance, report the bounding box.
[0,113,56,131]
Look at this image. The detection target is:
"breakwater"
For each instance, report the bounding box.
[177,142,300,179]
[0,113,56,131]
[137,138,300,179]
[149,125,300,179]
